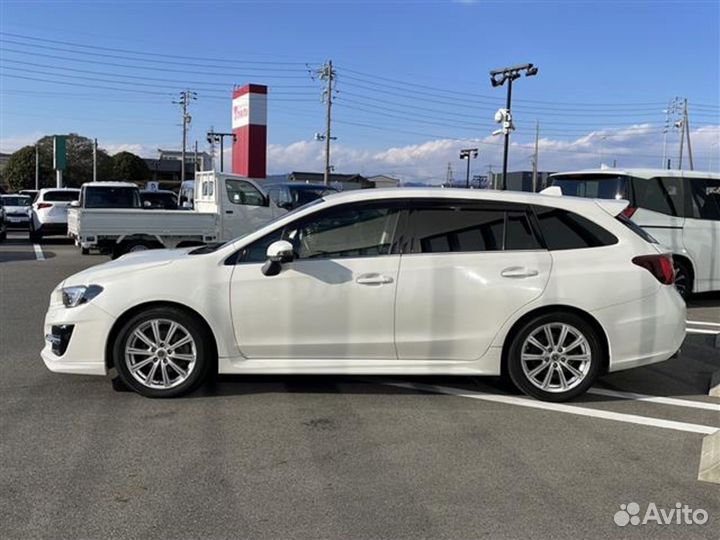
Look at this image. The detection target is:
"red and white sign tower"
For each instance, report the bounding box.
[231,84,267,178]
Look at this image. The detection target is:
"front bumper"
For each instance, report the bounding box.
[41,301,114,376]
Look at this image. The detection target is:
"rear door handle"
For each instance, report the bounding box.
[501,266,539,278]
[356,273,394,285]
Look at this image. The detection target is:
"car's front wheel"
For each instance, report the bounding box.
[113,307,213,398]
[507,312,602,402]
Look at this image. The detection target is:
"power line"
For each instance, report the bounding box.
[0,31,313,66]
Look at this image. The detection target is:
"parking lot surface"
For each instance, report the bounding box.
[1,231,719,540]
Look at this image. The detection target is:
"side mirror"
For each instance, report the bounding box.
[262,240,294,276]
[182,201,192,209]
[143,200,152,208]
[70,201,80,208]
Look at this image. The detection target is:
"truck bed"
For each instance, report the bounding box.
[67,208,219,239]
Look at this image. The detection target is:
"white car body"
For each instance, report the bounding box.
[29,188,81,239]
[0,194,32,227]
[550,168,720,294]
[42,188,685,399]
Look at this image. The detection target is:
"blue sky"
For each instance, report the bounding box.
[1,0,719,181]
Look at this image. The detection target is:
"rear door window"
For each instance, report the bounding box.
[688,178,720,220]
[633,177,685,217]
[533,206,618,250]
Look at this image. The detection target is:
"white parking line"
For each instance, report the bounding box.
[687,320,720,327]
[33,244,45,261]
[686,328,720,335]
[587,387,720,411]
[379,381,719,435]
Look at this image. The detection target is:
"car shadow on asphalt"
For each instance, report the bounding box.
[687,291,720,308]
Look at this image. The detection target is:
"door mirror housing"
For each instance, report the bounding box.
[262,240,294,276]
[70,201,80,208]
[266,240,294,263]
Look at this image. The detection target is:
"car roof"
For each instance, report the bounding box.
[82,181,138,188]
[551,167,720,180]
[2,194,31,198]
[140,190,177,195]
[38,187,80,193]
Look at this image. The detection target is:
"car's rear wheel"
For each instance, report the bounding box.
[507,312,602,402]
[673,259,692,299]
[113,307,212,398]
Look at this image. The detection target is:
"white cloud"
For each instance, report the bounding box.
[3,125,718,180]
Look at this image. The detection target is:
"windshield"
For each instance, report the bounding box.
[84,186,141,209]
[1,196,31,206]
[552,175,629,200]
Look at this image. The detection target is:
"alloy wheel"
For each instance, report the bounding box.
[124,318,197,390]
[520,323,592,393]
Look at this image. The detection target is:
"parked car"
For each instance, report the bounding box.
[140,190,179,210]
[550,168,720,298]
[18,189,39,201]
[0,194,32,228]
[266,182,339,211]
[0,201,6,241]
[78,182,141,209]
[42,188,685,401]
[29,188,81,242]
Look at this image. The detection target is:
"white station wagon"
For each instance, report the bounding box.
[42,189,685,401]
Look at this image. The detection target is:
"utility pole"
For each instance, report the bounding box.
[488,164,496,189]
[34,143,39,190]
[173,90,197,184]
[92,138,97,182]
[531,121,539,192]
[678,114,685,171]
[194,141,199,174]
[316,60,336,186]
[684,99,694,170]
[445,162,454,186]
[206,130,236,172]
[490,63,539,190]
[459,148,478,188]
[661,98,681,168]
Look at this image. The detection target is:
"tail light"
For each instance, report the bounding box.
[622,206,637,218]
[36,203,53,210]
[632,254,675,285]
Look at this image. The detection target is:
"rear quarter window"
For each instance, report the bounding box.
[534,206,617,250]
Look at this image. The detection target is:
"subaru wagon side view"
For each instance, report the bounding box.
[41,189,685,402]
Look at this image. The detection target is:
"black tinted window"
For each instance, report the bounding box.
[226,179,265,206]
[44,190,79,202]
[240,202,401,262]
[552,175,629,200]
[534,206,617,250]
[506,211,542,250]
[633,177,684,217]
[688,178,720,220]
[407,206,504,253]
[84,187,140,209]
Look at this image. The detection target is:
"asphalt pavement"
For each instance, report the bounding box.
[1,231,719,540]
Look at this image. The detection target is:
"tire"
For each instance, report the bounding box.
[80,247,90,255]
[113,306,213,398]
[29,226,41,243]
[507,312,603,402]
[673,259,692,300]
[0,227,6,242]
[113,239,162,259]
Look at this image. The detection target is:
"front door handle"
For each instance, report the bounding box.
[355,273,394,285]
[501,266,539,278]
[225,210,234,214]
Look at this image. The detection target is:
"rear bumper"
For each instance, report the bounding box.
[592,285,686,372]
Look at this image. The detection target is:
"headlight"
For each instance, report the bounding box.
[61,285,104,308]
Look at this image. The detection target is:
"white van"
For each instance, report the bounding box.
[550,168,720,297]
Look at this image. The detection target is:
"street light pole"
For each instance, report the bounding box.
[459,148,479,188]
[490,63,538,190]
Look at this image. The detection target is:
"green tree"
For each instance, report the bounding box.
[111,151,150,182]
[3,134,113,191]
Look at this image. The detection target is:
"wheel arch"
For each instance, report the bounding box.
[500,304,611,377]
[671,253,694,290]
[105,300,219,371]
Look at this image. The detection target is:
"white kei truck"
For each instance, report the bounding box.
[67,172,286,258]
